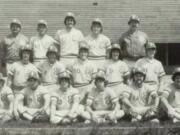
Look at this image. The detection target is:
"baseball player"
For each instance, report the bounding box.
[54,12,84,67]
[14,71,50,121]
[0,73,14,122]
[68,41,97,104]
[0,19,29,75]
[102,43,130,96]
[119,15,148,68]
[50,71,88,124]
[121,67,159,122]
[135,42,165,92]
[30,20,58,66]
[7,45,38,95]
[37,45,65,93]
[161,67,180,123]
[85,70,124,124]
[85,18,111,69]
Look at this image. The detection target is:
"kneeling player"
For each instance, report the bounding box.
[0,73,14,122]
[68,41,97,104]
[122,67,159,122]
[15,71,50,121]
[85,70,124,124]
[161,67,180,123]
[50,71,87,124]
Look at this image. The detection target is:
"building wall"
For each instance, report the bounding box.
[0,0,180,43]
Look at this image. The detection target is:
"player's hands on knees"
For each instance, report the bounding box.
[107,112,116,121]
[130,107,139,116]
[91,113,99,122]
[149,105,158,112]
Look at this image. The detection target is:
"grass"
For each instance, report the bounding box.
[0,120,180,135]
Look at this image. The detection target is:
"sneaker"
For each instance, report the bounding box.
[97,118,106,123]
[84,120,91,124]
[150,118,159,123]
[173,118,179,123]
[62,118,71,124]
[131,118,138,122]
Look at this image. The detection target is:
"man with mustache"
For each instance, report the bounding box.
[119,15,148,69]
[0,19,28,75]
[55,12,84,67]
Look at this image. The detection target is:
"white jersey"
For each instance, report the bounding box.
[162,83,180,108]
[37,60,65,85]
[8,61,38,87]
[135,57,165,83]
[18,85,48,109]
[85,34,111,59]
[103,60,129,84]
[68,58,97,84]
[51,86,79,110]
[0,86,13,109]
[30,34,57,59]
[87,87,118,111]
[55,28,84,57]
[122,83,156,107]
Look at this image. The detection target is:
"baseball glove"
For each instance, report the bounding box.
[32,110,49,123]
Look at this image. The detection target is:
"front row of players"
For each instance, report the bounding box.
[1,67,180,124]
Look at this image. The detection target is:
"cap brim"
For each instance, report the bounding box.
[128,19,140,24]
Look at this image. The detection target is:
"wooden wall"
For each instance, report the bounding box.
[0,0,180,43]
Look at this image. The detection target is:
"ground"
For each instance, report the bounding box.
[0,120,180,135]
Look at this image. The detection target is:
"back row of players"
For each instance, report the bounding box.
[0,12,179,124]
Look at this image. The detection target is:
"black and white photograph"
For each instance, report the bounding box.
[0,0,180,134]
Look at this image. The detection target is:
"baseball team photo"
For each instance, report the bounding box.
[0,0,180,134]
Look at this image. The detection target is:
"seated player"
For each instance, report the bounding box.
[68,41,97,104]
[7,45,38,95]
[0,73,14,122]
[37,45,65,94]
[14,71,50,121]
[161,67,180,123]
[85,70,124,124]
[50,71,88,124]
[121,67,159,122]
[103,43,130,96]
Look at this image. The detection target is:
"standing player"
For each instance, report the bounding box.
[0,73,14,122]
[37,45,65,94]
[0,19,29,75]
[85,70,124,124]
[121,67,159,122]
[68,41,97,103]
[30,20,57,66]
[161,68,180,123]
[103,43,130,96]
[14,71,50,121]
[135,42,165,92]
[7,45,38,95]
[55,12,84,67]
[50,71,87,124]
[119,15,148,68]
[85,18,111,69]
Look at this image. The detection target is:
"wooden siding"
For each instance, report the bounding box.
[0,0,179,43]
